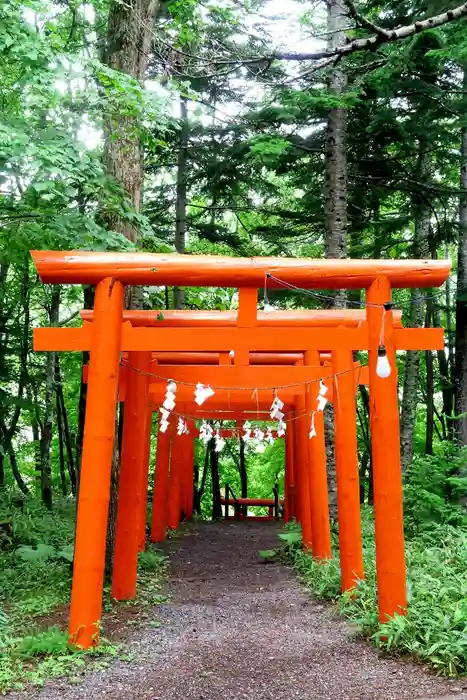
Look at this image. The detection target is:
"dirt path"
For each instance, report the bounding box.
[19,521,467,700]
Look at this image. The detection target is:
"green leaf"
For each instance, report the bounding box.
[259,549,277,560]
[278,532,302,544]
[15,544,55,562]
[56,544,74,562]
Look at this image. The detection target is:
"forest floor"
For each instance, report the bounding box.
[12,520,467,700]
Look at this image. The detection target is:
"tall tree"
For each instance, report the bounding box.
[102,0,161,566]
[454,66,467,445]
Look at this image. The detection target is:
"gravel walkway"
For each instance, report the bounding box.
[17,521,467,699]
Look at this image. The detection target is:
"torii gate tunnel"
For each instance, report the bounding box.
[31,251,451,649]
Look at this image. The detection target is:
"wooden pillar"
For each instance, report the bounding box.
[150,425,170,542]
[111,350,151,601]
[138,410,153,552]
[284,430,295,521]
[294,395,313,550]
[367,277,407,621]
[305,350,331,560]
[284,436,290,523]
[167,431,183,530]
[68,277,124,649]
[183,434,194,521]
[332,349,364,591]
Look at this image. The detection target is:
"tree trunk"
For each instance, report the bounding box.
[239,437,247,516]
[209,440,222,520]
[400,151,431,469]
[103,0,159,244]
[28,385,42,495]
[0,418,29,494]
[324,406,338,519]
[432,301,453,440]
[75,285,94,480]
[55,355,76,495]
[174,97,188,309]
[358,385,373,502]
[0,439,4,488]
[8,440,29,495]
[194,443,210,514]
[102,0,160,572]
[56,392,68,496]
[323,0,348,518]
[454,67,467,445]
[324,0,348,264]
[40,287,60,509]
[425,305,434,455]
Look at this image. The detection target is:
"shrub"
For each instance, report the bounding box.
[287,509,467,676]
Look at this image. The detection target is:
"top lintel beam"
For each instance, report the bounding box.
[30,251,451,289]
[80,308,403,327]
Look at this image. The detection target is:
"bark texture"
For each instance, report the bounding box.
[455,68,467,445]
[323,0,348,519]
[102,0,161,570]
[40,287,60,509]
[174,97,188,309]
[324,0,348,264]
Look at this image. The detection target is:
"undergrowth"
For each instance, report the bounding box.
[286,508,467,677]
[0,493,167,693]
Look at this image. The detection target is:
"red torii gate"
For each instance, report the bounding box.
[30,250,450,649]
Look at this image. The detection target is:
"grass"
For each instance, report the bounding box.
[287,508,467,677]
[0,493,167,693]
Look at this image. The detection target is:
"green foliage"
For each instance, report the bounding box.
[138,548,167,572]
[292,507,467,676]
[15,543,56,562]
[404,446,467,537]
[13,626,69,659]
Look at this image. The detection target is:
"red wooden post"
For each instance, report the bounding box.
[332,348,364,590]
[68,277,124,649]
[284,434,290,522]
[138,410,153,552]
[150,426,170,542]
[111,350,151,601]
[367,277,407,621]
[183,433,194,520]
[167,431,183,530]
[287,425,296,519]
[305,350,331,559]
[294,395,313,550]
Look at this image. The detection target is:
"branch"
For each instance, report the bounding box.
[342,0,390,37]
[273,3,467,63]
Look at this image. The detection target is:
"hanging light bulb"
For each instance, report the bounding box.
[376,346,391,378]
